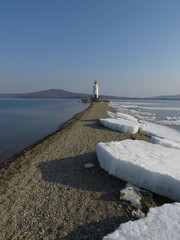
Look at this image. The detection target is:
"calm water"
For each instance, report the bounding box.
[0,98,89,162]
[110,99,180,132]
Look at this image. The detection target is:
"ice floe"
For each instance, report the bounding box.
[157,117,180,126]
[150,136,180,150]
[139,120,180,142]
[97,140,180,201]
[102,112,179,142]
[103,202,180,240]
[100,118,140,134]
[107,111,138,121]
[109,101,180,130]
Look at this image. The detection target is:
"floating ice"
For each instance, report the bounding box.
[103,203,180,240]
[138,116,156,121]
[109,101,160,106]
[120,105,140,110]
[150,136,180,150]
[109,102,157,122]
[140,106,180,111]
[107,111,138,121]
[118,104,180,111]
[97,140,180,201]
[157,117,180,126]
[139,120,180,142]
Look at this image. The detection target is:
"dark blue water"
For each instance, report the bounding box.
[0,98,89,162]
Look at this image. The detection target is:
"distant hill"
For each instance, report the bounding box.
[0,89,91,99]
[149,94,180,100]
[0,89,179,100]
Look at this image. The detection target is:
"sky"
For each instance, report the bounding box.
[0,0,180,97]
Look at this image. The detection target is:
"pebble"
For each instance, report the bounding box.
[84,163,95,168]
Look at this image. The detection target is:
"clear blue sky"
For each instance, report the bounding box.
[0,0,180,97]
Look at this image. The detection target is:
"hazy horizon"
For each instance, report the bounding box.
[1,1,180,97]
[0,87,180,99]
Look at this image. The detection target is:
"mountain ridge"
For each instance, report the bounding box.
[0,89,91,99]
[0,89,179,100]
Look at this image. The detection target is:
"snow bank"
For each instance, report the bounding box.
[150,136,180,150]
[139,120,180,142]
[100,118,140,134]
[103,203,180,240]
[97,140,180,201]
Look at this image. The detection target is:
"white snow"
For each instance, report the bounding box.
[150,136,180,150]
[103,202,180,240]
[100,118,140,134]
[97,140,180,201]
[120,183,142,209]
[139,120,180,142]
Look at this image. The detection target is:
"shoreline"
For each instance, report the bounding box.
[0,101,170,240]
[0,103,91,179]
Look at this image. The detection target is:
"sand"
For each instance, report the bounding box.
[0,102,171,240]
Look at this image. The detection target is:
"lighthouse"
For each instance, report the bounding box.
[93,80,99,99]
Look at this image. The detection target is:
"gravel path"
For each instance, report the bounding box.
[0,101,170,240]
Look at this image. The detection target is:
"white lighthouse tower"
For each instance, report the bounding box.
[93,80,99,99]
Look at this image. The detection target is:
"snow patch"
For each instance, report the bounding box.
[120,183,142,209]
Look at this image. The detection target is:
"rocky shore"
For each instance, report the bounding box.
[0,102,171,240]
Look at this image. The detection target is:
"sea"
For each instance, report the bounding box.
[0,98,179,163]
[0,98,89,163]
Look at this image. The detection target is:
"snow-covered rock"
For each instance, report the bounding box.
[97,140,180,201]
[120,183,142,209]
[150,136,180,150]
[131,209,145,219]
[139,120,180,142]
[100,118,140,134]
[103,203,180,240]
